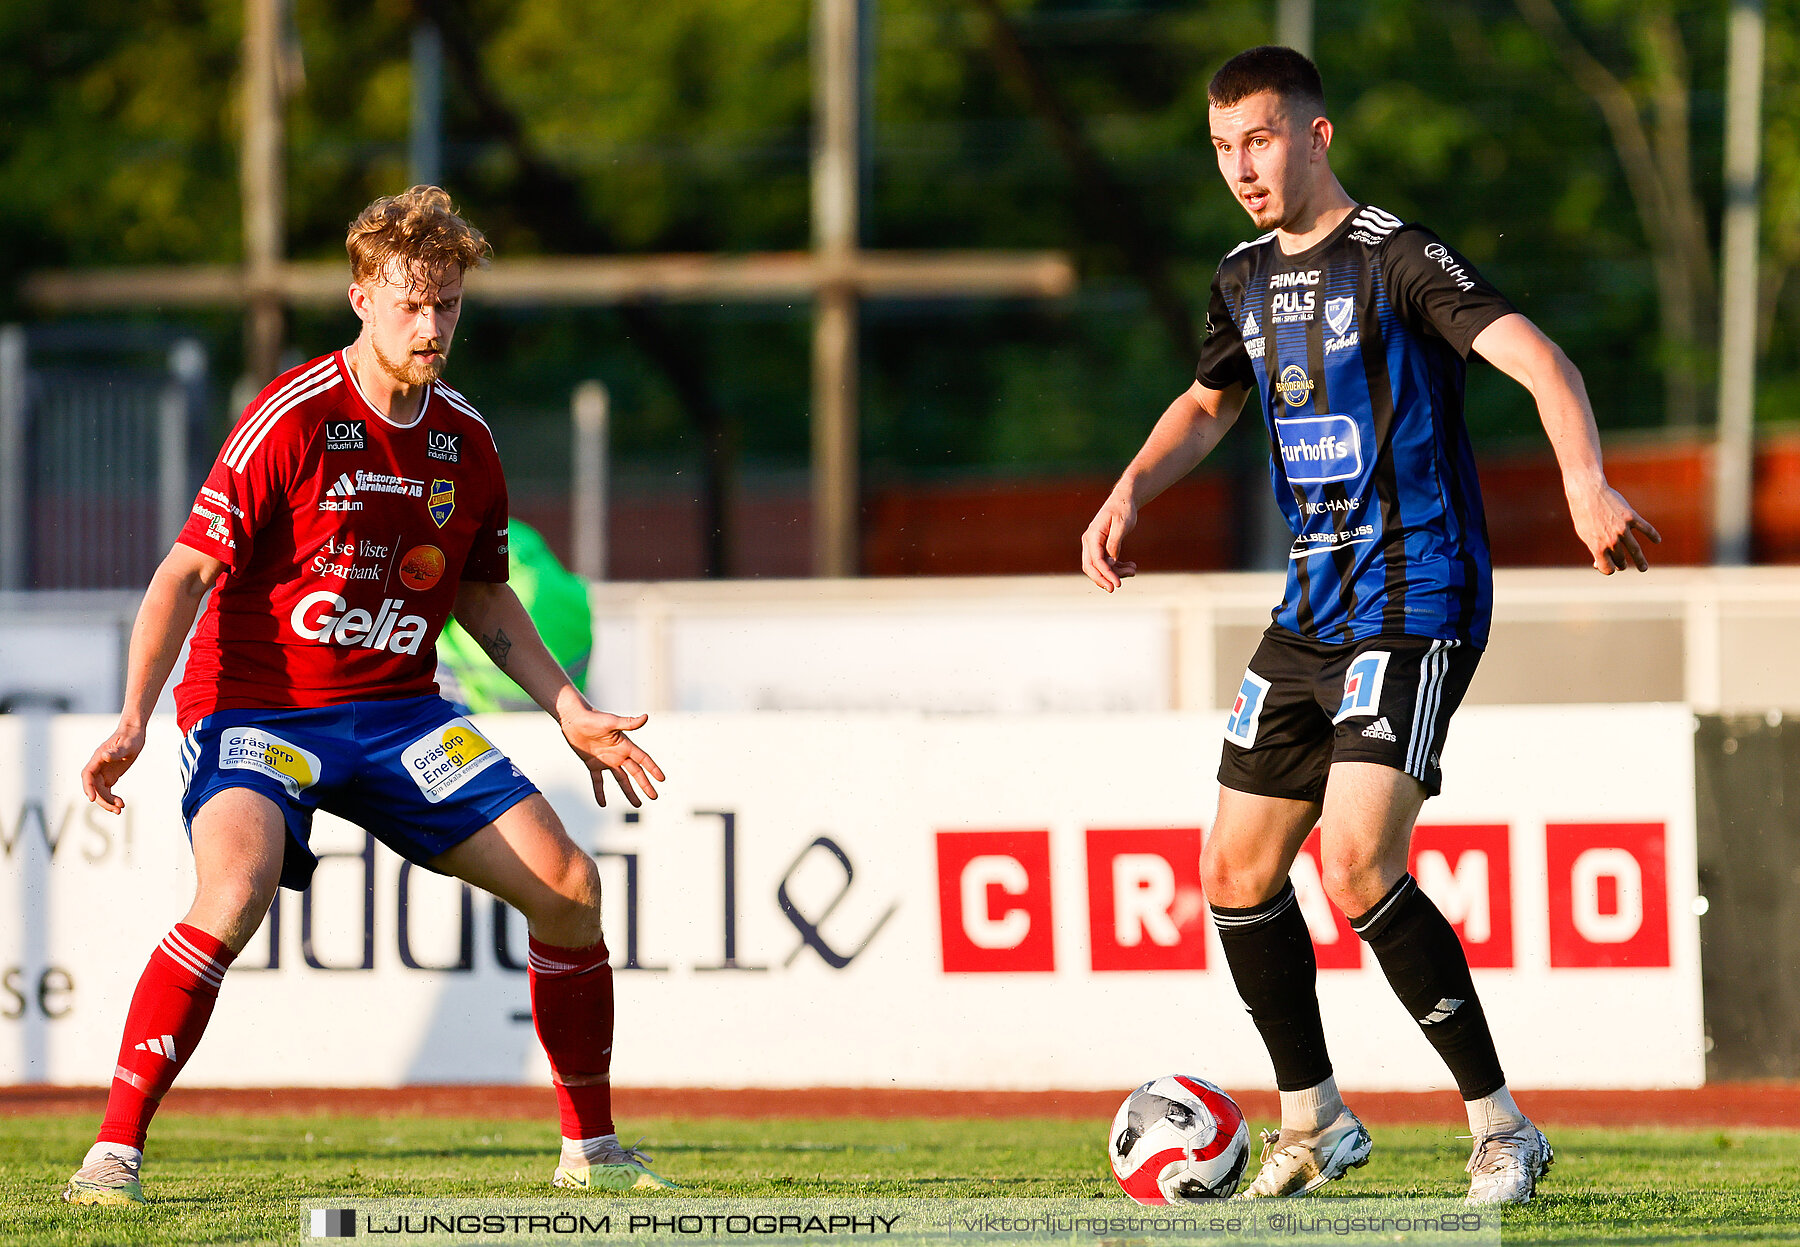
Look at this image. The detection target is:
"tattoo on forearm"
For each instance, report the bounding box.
[480,626,513,669]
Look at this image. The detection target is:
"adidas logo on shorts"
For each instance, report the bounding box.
[1361,716,1398,742]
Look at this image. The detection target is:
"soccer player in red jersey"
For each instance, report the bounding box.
[64,187,672,1205]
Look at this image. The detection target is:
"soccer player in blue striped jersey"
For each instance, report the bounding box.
[1081,46,1660,1206]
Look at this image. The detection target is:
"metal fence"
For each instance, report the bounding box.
[0,324,208,591]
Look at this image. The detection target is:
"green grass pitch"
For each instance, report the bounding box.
[2,1113,1797,1245]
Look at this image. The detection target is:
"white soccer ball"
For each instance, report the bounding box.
[1108,1074,1250,1203]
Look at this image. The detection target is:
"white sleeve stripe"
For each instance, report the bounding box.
[223,370,339,471]
[222,358,337,464]
[222,354,334,460]
[1361,205,1403,228]
[225,376,341,472]
[434,387,500,450]
[435,386,490,428]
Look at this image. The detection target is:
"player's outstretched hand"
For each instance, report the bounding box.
[1568,480,1662,574]
[560,710,666,808]
[1082,494,1140,592]
[82,721,146,814]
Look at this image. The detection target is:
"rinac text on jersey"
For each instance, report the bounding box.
[1196,204,1516,647]
[175,351,509,729]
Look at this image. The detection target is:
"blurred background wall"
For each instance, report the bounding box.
[3,0,1798,583]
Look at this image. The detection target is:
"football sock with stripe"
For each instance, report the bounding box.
[1211,883,1336,1096]
[97,924,235,1150]
[528,934,616,1142]
[1350,874,1506,1100]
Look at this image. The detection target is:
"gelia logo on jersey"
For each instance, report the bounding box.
[1275,414,1363,484]
[403,719,504,803]
[289,591,429,654]
[218,727,320,797]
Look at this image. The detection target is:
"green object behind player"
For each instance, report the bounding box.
[438,518,592,713]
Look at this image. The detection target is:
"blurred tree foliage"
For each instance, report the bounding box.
[2,0,1797,501]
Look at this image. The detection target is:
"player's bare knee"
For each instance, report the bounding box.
[1201,841,1282,909]
[528,853,603,946]
[1320,853,1388,917]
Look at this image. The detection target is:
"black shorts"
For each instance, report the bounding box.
[1217,624,1481,802]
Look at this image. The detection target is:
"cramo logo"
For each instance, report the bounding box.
[290,591,428,654]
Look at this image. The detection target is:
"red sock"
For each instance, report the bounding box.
[97,924,235,1149]
[528,934,615,1140]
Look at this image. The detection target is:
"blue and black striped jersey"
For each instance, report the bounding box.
[1196,204,1515,648]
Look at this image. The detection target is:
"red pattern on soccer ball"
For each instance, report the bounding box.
[1174,1075,1246,1161]
[1111,1145,1189,1205]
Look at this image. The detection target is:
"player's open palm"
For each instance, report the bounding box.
[1082,494,1140,592]
[82,723,146,814]
[560,710,666,808]
[1568,482,1662,574]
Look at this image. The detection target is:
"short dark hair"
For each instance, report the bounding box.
[1208,46,1326,117]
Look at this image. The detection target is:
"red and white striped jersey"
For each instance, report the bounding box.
[173,350,510,730]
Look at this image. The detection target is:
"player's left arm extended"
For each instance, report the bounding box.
[1471,312,1663,574]
[451,580,664,806]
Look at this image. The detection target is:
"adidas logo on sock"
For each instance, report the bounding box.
[1362,716,1397,741]
[133,1034,178,1061]
[324,472,357,498]
[1420,997,1464,1026]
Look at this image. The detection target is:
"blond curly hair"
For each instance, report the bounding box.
[345,185,491,287]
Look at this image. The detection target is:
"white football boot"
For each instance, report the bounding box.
[63,1149,146,1206]
[1237,1107,1373,1198]
[553,1137,677,1191]
[1465,1123,1554,1205]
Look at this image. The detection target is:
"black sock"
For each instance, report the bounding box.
[1351,874,1505,1100]
[1211,883,1333,1092]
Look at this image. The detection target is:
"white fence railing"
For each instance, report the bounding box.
[4,567,1800,717]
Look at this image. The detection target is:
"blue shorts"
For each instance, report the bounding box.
[179,695,540,891]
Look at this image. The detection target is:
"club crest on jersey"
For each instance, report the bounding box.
[1333,650,1391,723]
[428,479,455,527]
[324,419,366,452]
[426,428,461,463]
[404,718,504,803]
[1325,296,1355,337]
[218,727,320,797]
[1224,671,1272,747]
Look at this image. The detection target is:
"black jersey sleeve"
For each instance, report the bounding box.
[1194,269,1255,392]
[1382,226,1516,357]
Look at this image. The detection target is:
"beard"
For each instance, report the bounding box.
[370,336,448,386]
